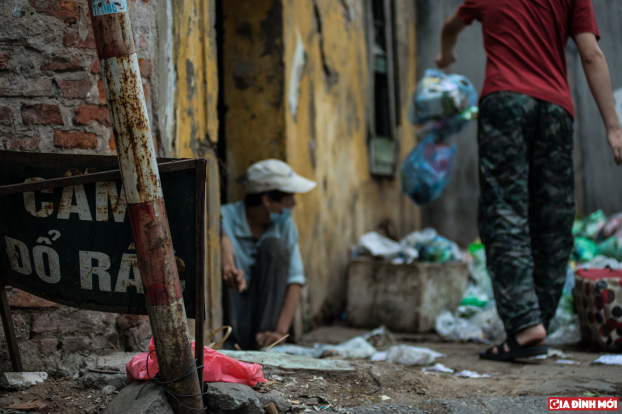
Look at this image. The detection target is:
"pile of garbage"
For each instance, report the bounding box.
[573,210,622,267]
[352,228,464,265]
[402,69,478,206]
[269,326,445,367]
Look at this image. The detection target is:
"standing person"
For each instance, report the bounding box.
[436,0,622,361]
[221,159,316,350]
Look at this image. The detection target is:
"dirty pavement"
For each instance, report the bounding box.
[1,325,620,414]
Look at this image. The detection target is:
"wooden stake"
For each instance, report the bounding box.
[264,403,279,414]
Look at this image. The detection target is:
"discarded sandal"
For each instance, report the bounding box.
[479,335,548,361]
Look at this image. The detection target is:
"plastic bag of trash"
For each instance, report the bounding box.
[401,134,456,206]
[435,310,486,343]
[597,236,622,261]
[573,237,599,262]
[598,213,622,241]
[400,228,462,263]
[357,232,404,260]
[573,210,607,240]
[416,106,479,142]
[126,338,267,386]
[386,345,445,367]
[408,69,478,124]
[314,337,377,359]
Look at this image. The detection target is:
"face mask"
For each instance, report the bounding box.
[270,207,292,224]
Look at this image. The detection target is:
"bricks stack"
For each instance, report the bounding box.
[0,0,158,155]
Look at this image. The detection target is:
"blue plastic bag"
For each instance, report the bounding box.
[401,134,456,206]
[407,69,478,141]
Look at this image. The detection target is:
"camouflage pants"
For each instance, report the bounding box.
[478,92,575,336]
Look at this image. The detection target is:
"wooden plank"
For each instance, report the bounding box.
[0,268,23,372]
[205,151,223,335]
[194,159,207,392]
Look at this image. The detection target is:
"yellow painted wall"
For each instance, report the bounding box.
[282,0,420,323]
[173,0,219,157]
[173,0,222,334]
[222,0,287,202]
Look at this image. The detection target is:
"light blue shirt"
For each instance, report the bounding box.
[221,201,306,286]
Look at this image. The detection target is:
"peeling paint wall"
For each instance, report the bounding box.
[221,0,420,325]
[221,0,287,203]
[283,0,420,324]
[172,0,219,159]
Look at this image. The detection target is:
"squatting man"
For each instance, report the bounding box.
[220,160,316,350]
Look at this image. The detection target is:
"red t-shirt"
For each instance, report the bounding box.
[457,0,600,117]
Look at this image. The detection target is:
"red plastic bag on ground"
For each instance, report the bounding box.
[126,338,266,387]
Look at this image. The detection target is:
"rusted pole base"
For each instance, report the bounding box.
[87,1,204,412]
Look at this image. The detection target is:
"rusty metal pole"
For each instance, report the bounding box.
[87,1,204,412]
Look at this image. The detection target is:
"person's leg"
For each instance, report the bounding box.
[252,238,290,336]
[529,102,575,331]
[223,283,255,350]
[478,92,543,338]
[223,237,290,350]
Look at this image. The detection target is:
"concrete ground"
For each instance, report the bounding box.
[288,326,622,414]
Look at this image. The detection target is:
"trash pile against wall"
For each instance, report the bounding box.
[352,229,463,265]
[402,69,478,206]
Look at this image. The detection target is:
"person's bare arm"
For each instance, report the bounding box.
[575,32,622,165]
[256,283,302,348]
[436,14,467,68]
[221,232,247,292]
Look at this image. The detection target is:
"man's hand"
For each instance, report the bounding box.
[223,265,247,292]
[435,51,457,69]
[256,331,287,349]
[607,127,622,165]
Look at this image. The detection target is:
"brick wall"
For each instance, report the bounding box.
[0,0,159,373]
[0,0,160,154]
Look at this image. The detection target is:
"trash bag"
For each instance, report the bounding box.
[314,337,377,359]
[572,210,607,240]
[416,106,479,142]
[435,310,485,343]
[400,229,463,263]
[408,69,478,124]
[407,69,478,141]
[126,338,267,386]
[385,345,445,367]
[598,213,622,241]
[401,134,456,206]
[597,236,622,261]
[573,237,599,262]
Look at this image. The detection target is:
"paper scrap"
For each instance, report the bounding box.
[556,359,580,365]
[422,363,454,373]
[455,370,491,379]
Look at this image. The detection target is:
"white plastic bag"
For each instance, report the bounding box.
[385,345,445,367]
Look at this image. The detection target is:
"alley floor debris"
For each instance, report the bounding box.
[2,325,621,414]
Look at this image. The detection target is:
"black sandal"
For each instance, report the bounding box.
[479,335,549,361]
